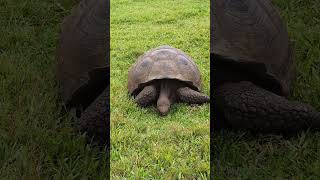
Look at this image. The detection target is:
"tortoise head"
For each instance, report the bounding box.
[157,94,171,116]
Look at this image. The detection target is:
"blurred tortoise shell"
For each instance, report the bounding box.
[56,0,109,109]
[211,0,294,96]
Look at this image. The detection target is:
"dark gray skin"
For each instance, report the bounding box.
[213,55,320,133]
[77,87,109,145]
[135,79,210,116]
[215,81,320,133]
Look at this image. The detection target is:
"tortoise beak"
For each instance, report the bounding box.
[157,104,170,116]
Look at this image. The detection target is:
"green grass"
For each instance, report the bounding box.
[110,0,210,178]
[8,0,317,179]
[213,0,320,179]
[0,0,109,179]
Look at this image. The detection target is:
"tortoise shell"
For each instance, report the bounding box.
[56,0,109,108]
[212,0,294,96]
[128,45,202,95]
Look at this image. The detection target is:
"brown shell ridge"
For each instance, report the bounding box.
[131,78,199,96]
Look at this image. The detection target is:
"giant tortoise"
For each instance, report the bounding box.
[56,0,109,144]
[128,45,210,116]
[212,0,320,133]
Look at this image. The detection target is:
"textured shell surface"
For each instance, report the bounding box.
[211,0,294,96]
[56,0,109,106]
[128,45,202,95]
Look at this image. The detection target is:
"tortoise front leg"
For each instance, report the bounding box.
[134,85,157,107]
[215,81,320,133]
[77,87,109,146]
[176,87,210,104]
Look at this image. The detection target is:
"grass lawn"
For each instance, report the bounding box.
[0,0,108,179]
[213,0,320,179]
[110,0,210,179]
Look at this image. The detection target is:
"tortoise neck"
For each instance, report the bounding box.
[157,79,177,115]
[158,80,176,105]
[158,79,176,99]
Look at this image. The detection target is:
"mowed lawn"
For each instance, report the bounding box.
[0,0,109,179]
[213,0,320,179]
[110,0,210,179]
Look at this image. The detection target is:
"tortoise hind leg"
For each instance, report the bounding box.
[176,87,210,104]
[77,87,109,146]
[215,81,320,133]
[134,85,157,107]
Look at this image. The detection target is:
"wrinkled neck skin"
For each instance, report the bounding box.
[157,79,180,116]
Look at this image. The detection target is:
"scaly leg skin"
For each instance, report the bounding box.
[215,81,320,133]
[77,87,109,147]
[177,87,210,104]
[134,85,157,107]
